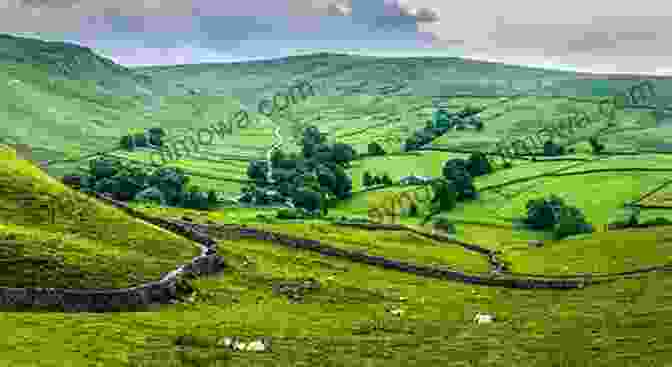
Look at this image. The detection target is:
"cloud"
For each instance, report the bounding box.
[388,0,672,73]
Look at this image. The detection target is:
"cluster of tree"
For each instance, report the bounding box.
[523,194,594,239]
[541,136,602,158]
[65,157,218,210]
[403,106,486,151]
[441,152,492,200]
[362,171,393,187]
[243,125,356,214]
[119,127,167,150]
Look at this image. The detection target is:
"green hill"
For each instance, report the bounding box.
[0,144,200,289]
[2,32,672,367]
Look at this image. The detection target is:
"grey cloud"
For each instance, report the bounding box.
[19,0,79,7]
[412,7,438,23]
[0,0,353,33]
[399,6,438,23]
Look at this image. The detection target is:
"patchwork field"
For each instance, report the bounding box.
[4,33,672,367]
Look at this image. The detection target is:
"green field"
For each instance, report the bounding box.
[3,32,672,367]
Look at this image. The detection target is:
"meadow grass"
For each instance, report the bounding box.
[3,223,672,366]
[499,226,672,274]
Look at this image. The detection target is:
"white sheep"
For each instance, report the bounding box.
[474,313,494,324]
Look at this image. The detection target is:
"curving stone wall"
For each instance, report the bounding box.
[199,222,593,290]
[0,193,226,312]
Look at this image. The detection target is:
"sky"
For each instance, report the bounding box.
[2,0,671,75]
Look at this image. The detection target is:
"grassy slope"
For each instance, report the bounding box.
[4,220,672,367]
[0,145,200,288]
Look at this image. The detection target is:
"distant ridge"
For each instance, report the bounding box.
[0,33,155,97]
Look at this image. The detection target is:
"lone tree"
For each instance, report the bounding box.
[523,195,593,238]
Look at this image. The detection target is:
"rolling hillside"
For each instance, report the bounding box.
[2,33,672,367]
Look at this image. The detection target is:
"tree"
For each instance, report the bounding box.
[292,188,322,213]
[408,201,418,217]
[247,160,269,182]
[474,120,485,131]
[431,178,457,211]
[362,171,374,187]
[467,152,493,177]
[270,149,286,168]
[148,127,166,146]
[554,206,594,239]
[332,143,356,165]
[442,159,476,200]
[524,195,563,230]
[543,140,565,156]
[332,165,353,199]
[207,190,218,207]
[120,135,135,150]
[90,157,120,179]
[372,175,383,186]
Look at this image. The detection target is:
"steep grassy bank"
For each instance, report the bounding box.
[0,145,201,289]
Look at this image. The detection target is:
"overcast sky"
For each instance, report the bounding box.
[2,0,670,74]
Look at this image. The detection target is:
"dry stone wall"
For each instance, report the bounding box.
[199,222,595,290]
[0,193,225,312]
